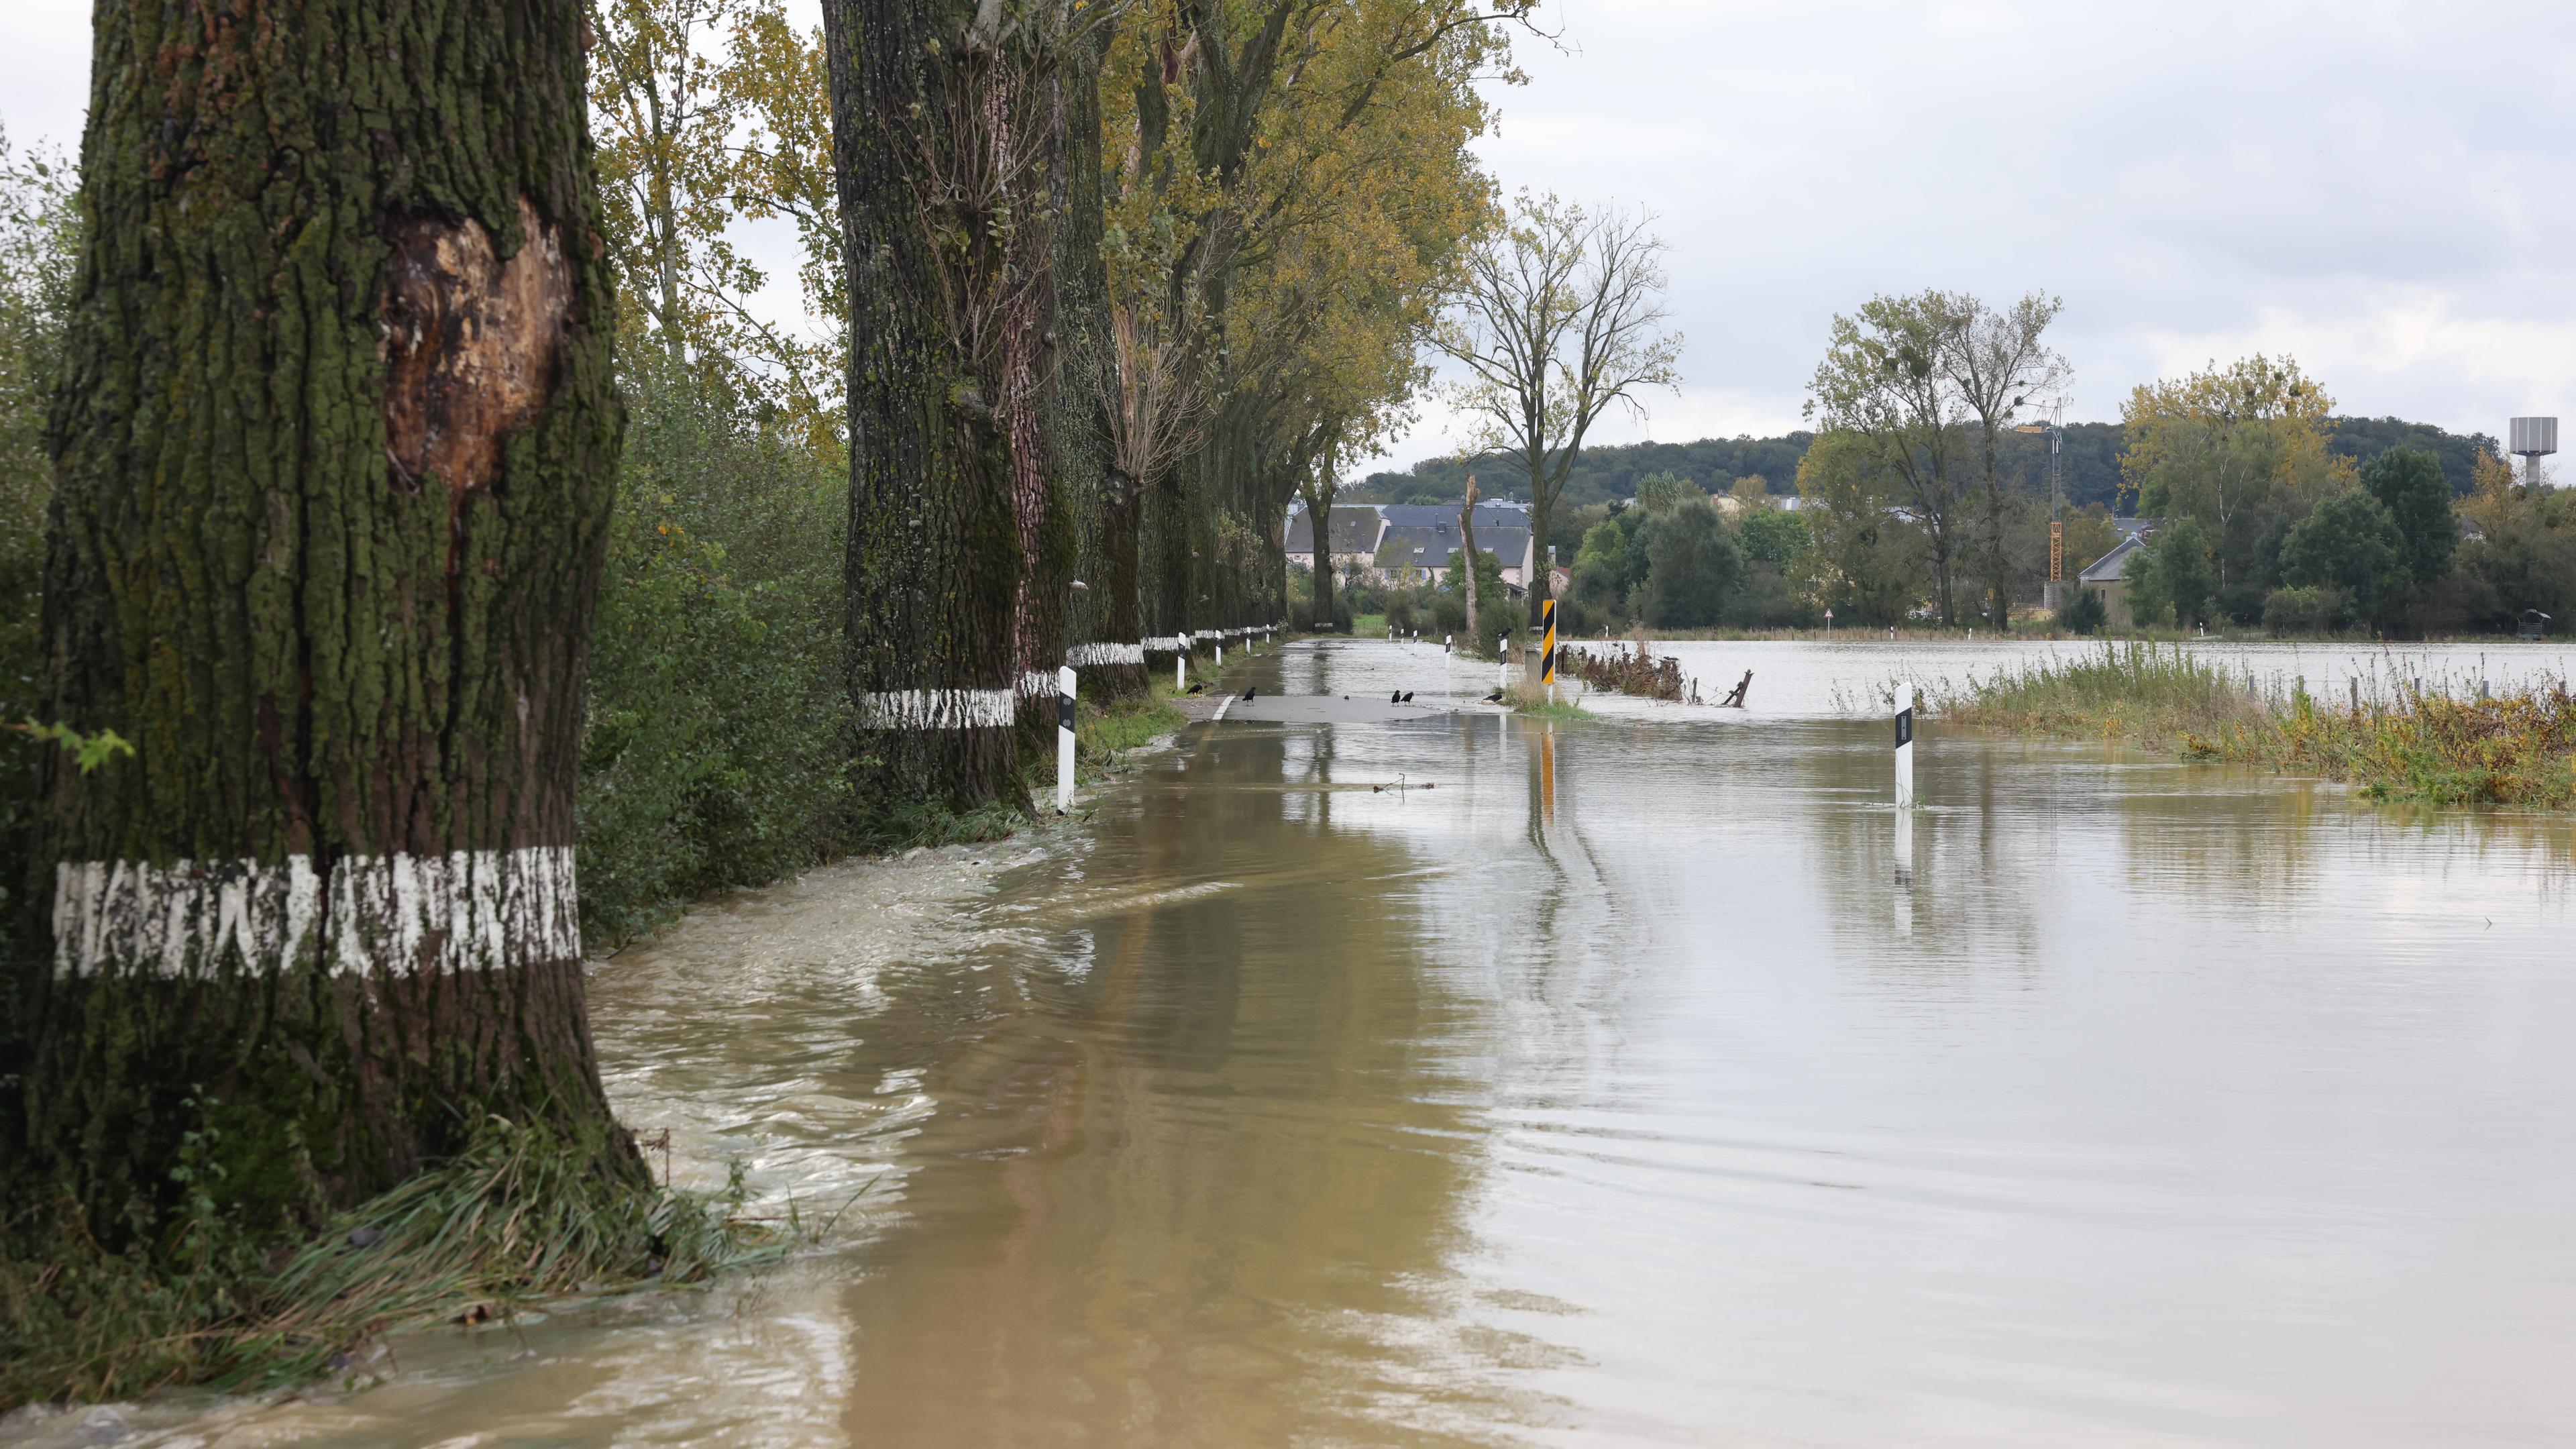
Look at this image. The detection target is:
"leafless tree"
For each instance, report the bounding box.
[1942,292,2069,629]
[1438,191,1682,625]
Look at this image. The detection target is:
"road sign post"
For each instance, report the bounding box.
[1056,666,1077,812]
[1895,682,1915,809]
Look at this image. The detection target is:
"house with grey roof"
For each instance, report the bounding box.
[1371,517,1533,586]
[2079,531,2149,629]
[1283,504,1387,572]
[1291,498,1536,586]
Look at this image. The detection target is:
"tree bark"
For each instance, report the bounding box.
[1304,477,1338,630]
[823,0,1029,808]
[1527,472,1556,629]
[13,0,634,1233]
[1460,478,1483,647]
[1054,34,1144,696]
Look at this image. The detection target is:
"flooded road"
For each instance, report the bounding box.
[30,638,2576,1447]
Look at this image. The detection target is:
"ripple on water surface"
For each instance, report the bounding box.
[19,639,2575,1448]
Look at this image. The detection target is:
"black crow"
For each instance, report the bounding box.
[1389,690,1402,704]
[1186,682,1205,694]
[1242,686,1256,700]
[1399,691,1413,703]
[1481,690,1504,704]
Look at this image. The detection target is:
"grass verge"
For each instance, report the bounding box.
[1507,681,1595,721]
[1075,683,1189,768]
[1936,643,2576,808]
[1,1116,801,1412]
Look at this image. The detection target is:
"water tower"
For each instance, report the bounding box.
[2510,416,2557,486]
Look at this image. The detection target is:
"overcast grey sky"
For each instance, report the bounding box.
[8,1,2570,472]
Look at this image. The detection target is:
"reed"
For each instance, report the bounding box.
[0,1116,798,1411]
[1937,644,2576,808]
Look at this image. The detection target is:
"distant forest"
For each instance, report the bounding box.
[1354,416,2503,514]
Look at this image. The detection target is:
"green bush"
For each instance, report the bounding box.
[1570,509,1646,625]
[0,129,76,936]
[2282,488,2404,619]
[1437,547,1518,655]
[1635,504,1741,629]
[2261,584,2345,636]
[2126,517,2217,628]
[2055,588,2107,635]
[576,359,852,945]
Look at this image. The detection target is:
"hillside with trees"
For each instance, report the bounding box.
[1355,415,2498,515]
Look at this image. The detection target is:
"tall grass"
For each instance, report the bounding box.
[1938,643,2576,808]
[0,1116,798,1411]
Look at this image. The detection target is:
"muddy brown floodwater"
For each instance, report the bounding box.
[19,637,2576,1448]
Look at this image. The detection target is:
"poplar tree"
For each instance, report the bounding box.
[1057,32,1149,694]
[13,0,636,1228]
[823,0,1077,808]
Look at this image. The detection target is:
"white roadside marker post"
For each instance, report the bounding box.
[1177,651,1187,693]
[1057,666,1077,812]
[1895,682,1916,809]
[1894,682,1917,903]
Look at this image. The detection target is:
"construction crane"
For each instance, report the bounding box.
[2014,399,2068,608]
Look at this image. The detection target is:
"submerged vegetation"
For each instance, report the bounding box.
[0,1116,796,1411]
[1562,639,1699,702]
[1940,645,2576,808]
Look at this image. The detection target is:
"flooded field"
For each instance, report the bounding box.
[1558,635,2576,718]
[22,638,2576,1447]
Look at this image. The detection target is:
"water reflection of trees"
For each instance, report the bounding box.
[835,722,1551,1447]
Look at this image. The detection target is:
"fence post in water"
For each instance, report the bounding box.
[1895,682,1916,808]
[1057,666,1077,812]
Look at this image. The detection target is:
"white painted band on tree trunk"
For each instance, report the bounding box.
[1015,671,1055,698]
[856,688,1016,729]
[1191,629,1223,641]
[50,846,580,979]
[1067,642,1146,665]
[1142,636,1185,651]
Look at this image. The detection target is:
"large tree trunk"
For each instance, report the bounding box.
[1305,478,1338,631]
[1141,468,1188,669]
[1006,89,1071,746]
[1524,451,1548,628]
[1054,36,1144,696]
[13,0,634,1234]
[1460,479,1483,648]
[824,0,1029,808]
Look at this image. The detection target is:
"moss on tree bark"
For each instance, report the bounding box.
[10,0,637,1234]
[822,0,1041,808]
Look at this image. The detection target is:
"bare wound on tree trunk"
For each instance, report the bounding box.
[380,197,570,503]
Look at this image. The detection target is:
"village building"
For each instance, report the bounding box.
[2079,531,2149,629]
[1281,504,1389,573]
[1285,499,1536,586]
